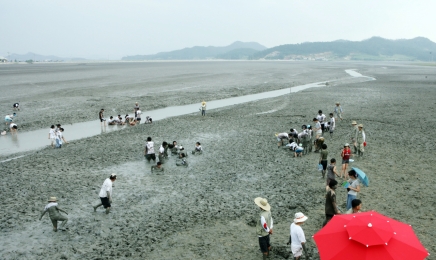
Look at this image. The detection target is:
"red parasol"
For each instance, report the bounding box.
[313,211,429,260]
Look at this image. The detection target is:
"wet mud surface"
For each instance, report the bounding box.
[0,62,435,259]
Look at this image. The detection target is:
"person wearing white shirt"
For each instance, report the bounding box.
[316,110,326,132]
[144,137,156,162]
[48,125,56,148]
[9,123,18,134]
[158,142,167,163]
[328,113,335,137]
[356,124,366,157]
[93,174,117,214]
[276,132,289,148]
[313,118,322,139]
[254,197,273,260]
[136,109,142,123]
[288,212,308,259]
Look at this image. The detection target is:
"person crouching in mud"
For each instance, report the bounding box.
[39,197,69,232]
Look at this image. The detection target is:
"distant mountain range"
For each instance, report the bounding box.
[6,52,86,62]
[121,41,267,60]
[122,37,436,61]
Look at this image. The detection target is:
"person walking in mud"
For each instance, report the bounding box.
[39,197,69,232]
[319,144,328,178]
[99,109,106,126]
[323,179,340,227]
[350,121,358,154]
[340,143,352,179]
[334,102,343,121]
[356,124,366,157]
[254,197,273,260]
[288,212,308,260]
[201,100,207,116]
[93,174,117,214]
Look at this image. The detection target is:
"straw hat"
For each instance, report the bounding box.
[358,124,363,128]
[336,102,340,105]
[48,197,57,202]
[294,212,308,223]
[351,121,357,125]
[254,197,271,211]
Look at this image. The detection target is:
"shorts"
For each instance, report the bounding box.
[321,160,328,170]
[258,235,271,253]
[296,149,303,153]
[145,153,156,161]
[5,118,12,122]
[342,159,349,164]
[136,118,141,122]
[100,118,105,122]
[326,177,335,186]
[291,244,303,257]
[100,197,111,208]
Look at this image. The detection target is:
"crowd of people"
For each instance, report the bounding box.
[35,98,367,259]
[263,102,368,259]
[99,102,153,127]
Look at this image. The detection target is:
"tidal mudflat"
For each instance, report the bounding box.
[0,61,434,259]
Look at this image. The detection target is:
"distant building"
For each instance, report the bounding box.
[0,57,7,62]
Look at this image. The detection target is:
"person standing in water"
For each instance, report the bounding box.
[99,109,106,126]
[201,101,206,116]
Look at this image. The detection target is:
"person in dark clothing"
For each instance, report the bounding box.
[323,179,340,227]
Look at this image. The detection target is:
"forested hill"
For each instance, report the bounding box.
[122,41,267,60]
[249,37,436,61]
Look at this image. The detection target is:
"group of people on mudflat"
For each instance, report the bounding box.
[259,102,367,259]
[40,101,206,232]
[2,103,20,135]
[99,102,152,127]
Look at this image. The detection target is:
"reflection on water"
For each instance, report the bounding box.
[0,69,374,156]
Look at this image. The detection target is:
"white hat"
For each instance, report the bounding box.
[294,212,308,223]
[254,197,271,211]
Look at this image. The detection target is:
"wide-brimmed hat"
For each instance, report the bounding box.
[351,121,357,125]
[336,102,340,105]
[344,143,350,147]
[48,197,57,202]
[358,124,363,128]
[254,197,271,211]
[294,212,308,223]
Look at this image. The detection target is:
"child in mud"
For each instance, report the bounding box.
[13,103,20,111]
[191,142,203,155]
[326,158,339,191]
[4,114,14,126]
[93,174,117,214]
[158,142,168,163]
[169,141,179,155]
[117,115,125,125]
[144,137,156,162]
[319,144,328,178]
[48,125,56,148]
[356,124,366,157]
[328,113,335,137]
[334,102,343,121]
[55,128,68,148]
[313,118,322,139]
[9,123,18,134]
[151,162,164,173]
[99,109,105,126]
[346,199,362,214]
[39,197,69,232]
[108,116,117,125]
[136,109,142,123]
[144,116,153,124]
[276,132,289,148]
[295,144,304,157]
[176,153,188,167]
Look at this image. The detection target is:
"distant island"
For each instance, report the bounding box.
[122,37,436,61]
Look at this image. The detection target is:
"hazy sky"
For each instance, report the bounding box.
[1,0,435,59]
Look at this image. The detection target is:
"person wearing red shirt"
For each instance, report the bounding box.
[340,143,352,179]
